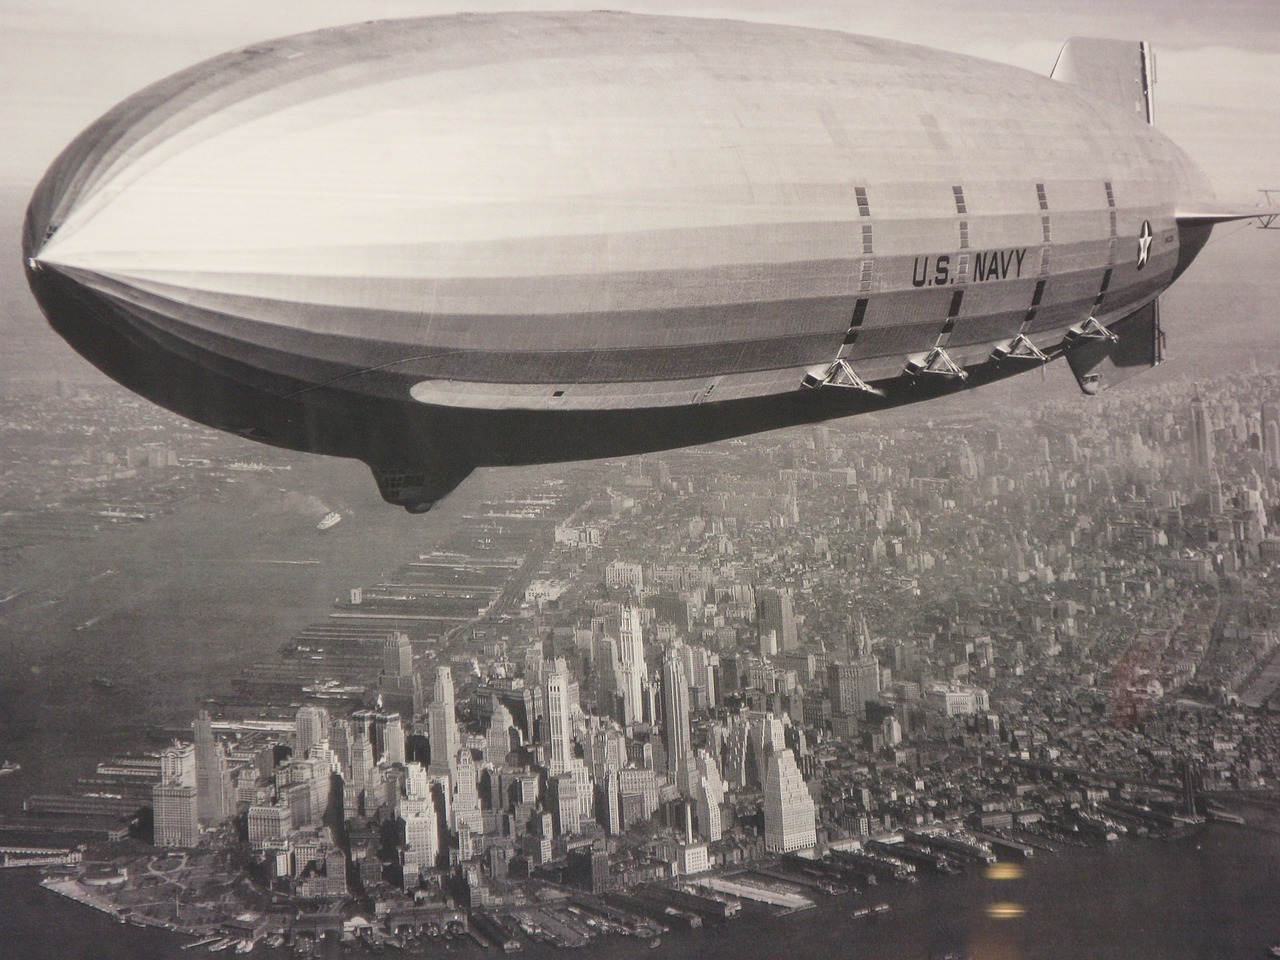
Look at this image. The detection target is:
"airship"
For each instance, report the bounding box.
[23,13,1251,511]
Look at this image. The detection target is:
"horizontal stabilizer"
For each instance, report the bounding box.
[1051,38,1155,124]
[1175,203,1265,225]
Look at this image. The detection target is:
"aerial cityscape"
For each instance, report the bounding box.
[4,353,1280,958]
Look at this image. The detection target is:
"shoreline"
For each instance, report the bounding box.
[5,815,1280,960]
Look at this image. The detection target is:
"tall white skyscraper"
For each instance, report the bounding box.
[662,644,697,797]
[452,749,484,834]
[428,666,460,779]
[402,793,439,886]
[487,700,515,765]
[618,606,646,726]
[295,705,329,759]
[763,749,816,853]
[544,658,575,775]
[694,749,724,842]
[153,781,198,847]
[381,714,406,765]
[160,741,196,787]
[155,739,199,847]
[749,713,787,790]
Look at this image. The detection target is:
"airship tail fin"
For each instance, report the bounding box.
[1051,38,1156,125]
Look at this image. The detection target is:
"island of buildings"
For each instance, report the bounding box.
[4,371,1280,951]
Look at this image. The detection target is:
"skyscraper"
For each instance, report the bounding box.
[1263,398,1280,471]
[194,710,232,826]
[661,644,697,797]
[348,717,377,814]
[160,741,195,787]
[758,587,798,653]
[428,666,460,779]
[763,749,816,853]
[550,772,581,836]
[603,770,622,836]
[694,749,724,842]
[594,636,621,721]
[381,713,406,766]
[152,781,198,847]
[828,617,881,721]
[486,700,515,765]
[329,717,352,779]
[749,713,787,790]
[544,658,575,776]
[452,749,484,834]
[384,631,412,678]
[617,606,646,726]
[1191,386,1214,473]
[402,792,439,887]
[295,705,329,759]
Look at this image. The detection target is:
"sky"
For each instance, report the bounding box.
[0,0,1277,199]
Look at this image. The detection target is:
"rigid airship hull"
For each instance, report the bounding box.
[23,14,1218,509]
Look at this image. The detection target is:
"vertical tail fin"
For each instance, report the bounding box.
[1051,38,1155,124]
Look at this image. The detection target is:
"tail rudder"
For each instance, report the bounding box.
[1051,37,1156,124]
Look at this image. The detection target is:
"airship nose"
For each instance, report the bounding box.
[24,152,113,367]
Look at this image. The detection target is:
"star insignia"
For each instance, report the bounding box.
[1137,220,1153,270]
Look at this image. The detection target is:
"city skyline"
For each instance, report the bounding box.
[5,362,1280,956]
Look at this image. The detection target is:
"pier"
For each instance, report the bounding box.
[697,876,814,912]
[0,846,82,868]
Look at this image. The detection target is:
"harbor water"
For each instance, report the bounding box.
[3,815,1279,960]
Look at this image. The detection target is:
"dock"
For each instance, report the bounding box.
[747,863,845,893]
[973,832,1038,860]
[697,876,814,912]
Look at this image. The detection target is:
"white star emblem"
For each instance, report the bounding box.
[1137,219,1153,270]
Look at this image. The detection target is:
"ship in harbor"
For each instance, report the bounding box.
[316,512,341,532]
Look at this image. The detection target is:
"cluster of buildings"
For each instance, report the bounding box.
[14,371,1280,945]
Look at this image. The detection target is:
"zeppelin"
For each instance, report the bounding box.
[22,13,1246,510]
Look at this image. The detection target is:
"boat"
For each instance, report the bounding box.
[316,511,341,531]
[0,761,20,776]
[1267,945,1280,958]
[90,677,116,690]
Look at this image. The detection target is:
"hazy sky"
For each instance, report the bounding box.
[0,0,1277,201]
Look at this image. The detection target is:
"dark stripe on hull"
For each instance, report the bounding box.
[29,260,1027,473]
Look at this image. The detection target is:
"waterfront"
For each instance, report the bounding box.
[3,817,1279,960]
[0,452,493,813]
